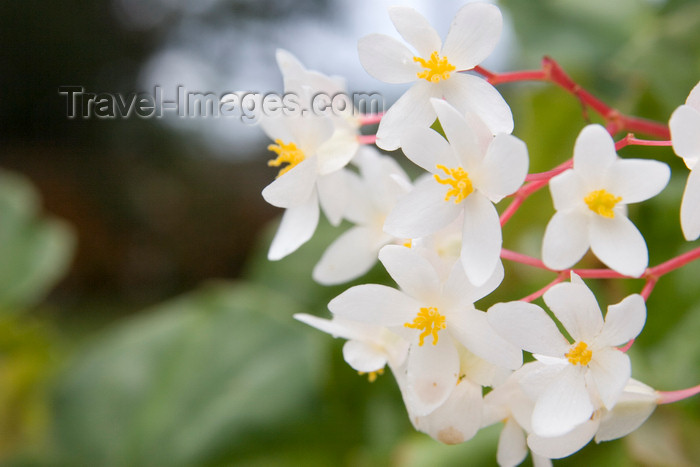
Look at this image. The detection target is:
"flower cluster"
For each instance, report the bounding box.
[255,3,700,465]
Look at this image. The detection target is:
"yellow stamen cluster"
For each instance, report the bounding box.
[414,51,456,83]
[566,341,593,366]
[435,164,474,203]
[584,189,622,218]
[404,306,446,346]
[358,368,384,383]
[267,139,305,177]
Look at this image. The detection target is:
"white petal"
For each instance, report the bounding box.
[532,454,553,467]
[531,365,593,437]
[341,170,374,224]
[444,258,504,307]
[261,156,317,208]
[497,418,528,467]
[450,308,522,369]
[267,195,319,260]
[400,126,454,173]
[290,114,335,156]
[542,281,603,342]
[681,167,700,241]
[516,361,568,402]
[573,124,618,184]
[687,81,700,109]
[316,169,349,226]
[430,98,482,169]
[597,294,646,346]
[487,301,570,357]
[384,176,462,239]
[328,284,421,326]
[477,134,529,202]
[343,340,387,372]
[294,314,382,343]
[359,150,412,212]
[387,6,442,58]
[595,379,657,442]
[589,214,648,277]
[316,129,359,175]
[259,114,294,142]
[378,245,441,302]
[405,336,460,416]
[528,418,598,459]
[375,82,437,151]
[441,73,514,135]
[589,347,631,410]
[357,33,420,84]
[549,170,586,212]
[413,379,483,444]
[313,226,382,285]
[542,211,590,271]
[460,191,501,286]
[605,159,670,204]
[441,2,502,70]
[670,105,700,161]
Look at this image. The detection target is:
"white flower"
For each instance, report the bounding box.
[483,367,656,465]
[293,313,409,375]
[487,272,647,437]
[482,372,552,467]
[312,147,412,285]
[358,3,513,150]
[669,80,700,240]
[526,378,657,460]
[397,346,507,445]
[329,244,521,416]
[260,111,351,260]
[384,98,528,286]
[542,124,670,277]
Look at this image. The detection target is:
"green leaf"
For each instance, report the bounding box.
[50,281,325,466]
[0,170,75,311]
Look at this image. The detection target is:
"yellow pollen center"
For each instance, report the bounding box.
[435,164,474,203]
[267,139,305,177]
[358,368,384,383]
[414,51,456,83]
[404,306,446,346]
[566,341,593,366]
[584,189,622,218]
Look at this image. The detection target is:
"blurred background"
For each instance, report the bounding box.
[1,0,700,465]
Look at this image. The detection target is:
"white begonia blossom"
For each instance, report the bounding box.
[483,367,656,466]
[329,244,521,416]
[275,49,360,173]
[541,124,670,277]
[312,147,412,285]
[358,3,513,151]
[526,378,657,460]
[384,98,528,286]
[260,51,364,261]
[482,371,552,467]
[669,80,700,240]
[293,313,409,376]
[487,272,647,438]
[397,346,508,445]
[260,112,351,260]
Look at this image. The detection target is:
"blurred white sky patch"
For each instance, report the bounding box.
[133,0,515,159]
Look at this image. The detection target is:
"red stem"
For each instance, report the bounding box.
[648,246,700,277]
[358,113,383,125]
[358,134,377,145]
[520,273,566,302]
[475,58,670,139]
[615,133,673,151]
[657,383,700,404]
